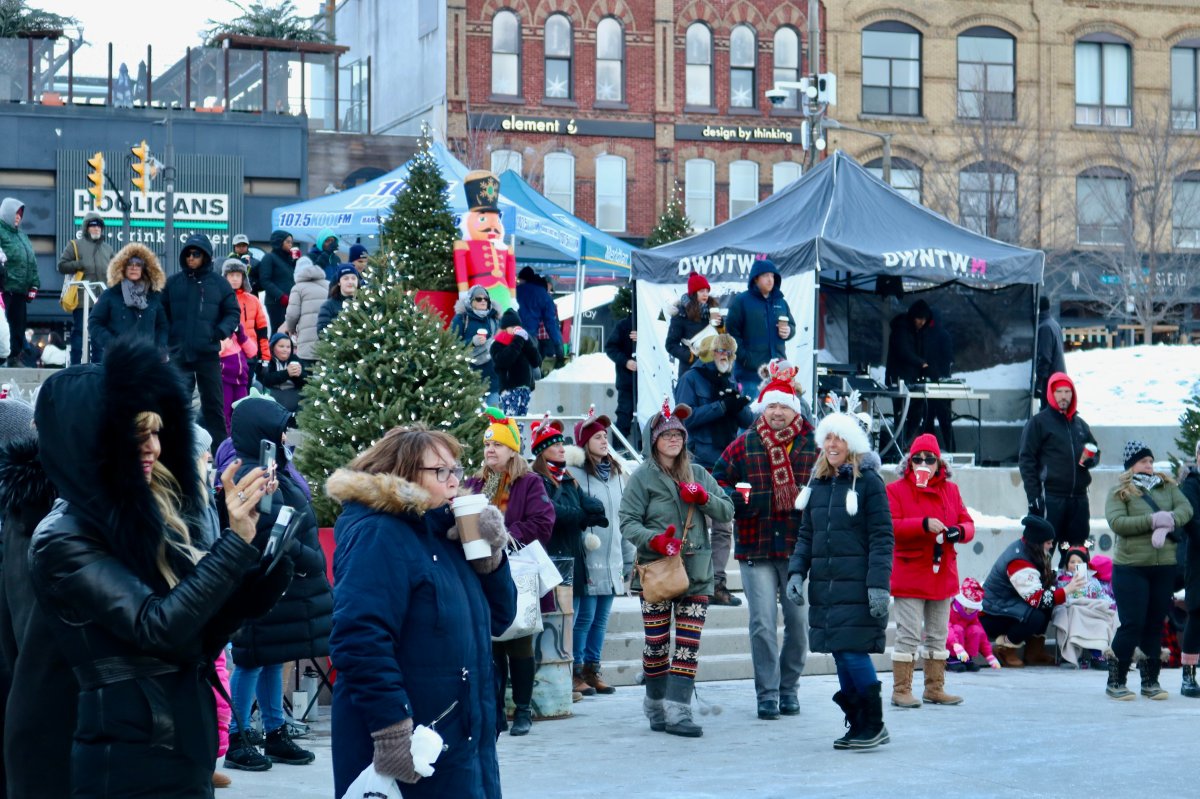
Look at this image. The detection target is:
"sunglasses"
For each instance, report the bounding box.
[419,465,465,483]
[127,258,145,267]
[472,296,489,302]
[184,250,203,259]
[911,455,938,465]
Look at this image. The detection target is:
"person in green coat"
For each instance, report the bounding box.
[619,400,733,738]
[1104,440,1194,701]
[0,197,39,366]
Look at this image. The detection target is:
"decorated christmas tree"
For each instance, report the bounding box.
[644,182,693,247]
[1174,391,1200,467]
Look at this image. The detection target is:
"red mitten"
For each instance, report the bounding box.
[494,330,514,346]
[679,482,709,505]
[280,294,289,307]
[649,525,681,556]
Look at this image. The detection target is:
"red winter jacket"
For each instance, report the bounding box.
[886,463,974,600]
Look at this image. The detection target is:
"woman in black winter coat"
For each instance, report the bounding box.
[451,285,502,407]
[491,308,541,418]
[261,333,306,414]
[665,272,721,379]
[222,397,332,771]
[257,230,297,332]
[1177,443,1200,697]
[27,338,292,799]
[789,413,893,752]
[87,242,168,360]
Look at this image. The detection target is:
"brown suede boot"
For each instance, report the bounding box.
[994,636,1025,668]
[572,665,596,697]
[921,658,963,705]
[1023,635,1058,667]
[583,663,615,694]
[890,657,921,708]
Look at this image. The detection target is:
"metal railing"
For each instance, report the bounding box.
[511,413,642,464]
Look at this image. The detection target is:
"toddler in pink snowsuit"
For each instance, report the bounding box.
[947,577,1001,671]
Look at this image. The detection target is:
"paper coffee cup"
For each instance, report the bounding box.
[452,494,489,560]
[914,465,933,488]
[410,724,443,778]
[1079,442,1098,467]
[735,482,751,502]
[777,315,788,323]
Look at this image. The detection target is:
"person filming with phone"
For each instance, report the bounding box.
[220,397,333,771]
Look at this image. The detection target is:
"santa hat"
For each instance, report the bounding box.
[687,271,710,295]
[649,397,691,445]
[957,577,985,611]
[573,404,612,448]
[752,377,804,415]
[482,407,521,453]
[795,413,874,516]
[530,413,565,456]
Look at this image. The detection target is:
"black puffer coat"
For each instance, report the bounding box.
[789,453,893,653]
[160,233,240,362]
[542,472,606,590]
[257,230,296,307]
[229,398,332,668]
[665,294,718,379]
[1179,469,1200,611]
[88,242,169,357]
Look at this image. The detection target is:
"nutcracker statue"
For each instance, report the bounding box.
[453,169,518,312]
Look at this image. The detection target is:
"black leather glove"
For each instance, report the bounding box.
[943,526,963,543]
[555,356,567,369]
[722,389,750,415]
[1028,496,1045,517]
[585,511,609,529]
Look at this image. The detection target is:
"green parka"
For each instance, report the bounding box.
[0,197,38,292]
[1105,472,1193,567]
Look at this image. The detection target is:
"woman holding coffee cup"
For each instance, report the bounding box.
[327,426,517,799]
[884,434,975,708]
[665,271,722,379]
[464,409,556,736]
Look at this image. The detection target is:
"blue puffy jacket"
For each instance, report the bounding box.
[725,260,794,374]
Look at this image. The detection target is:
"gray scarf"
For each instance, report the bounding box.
[121,278,148,310]
[1132,473,1162,493]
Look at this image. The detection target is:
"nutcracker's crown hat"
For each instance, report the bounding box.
[464,169,503,213]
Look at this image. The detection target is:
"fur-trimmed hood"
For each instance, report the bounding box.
[563,443,632,473]
[0,434,56,517]
[454,284,500,318]
[325,468,441,516]
[106,242,166,290]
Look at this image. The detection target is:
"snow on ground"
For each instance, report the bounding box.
[540,351,615,383]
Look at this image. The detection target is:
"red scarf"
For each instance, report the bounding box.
[755,414,810,512]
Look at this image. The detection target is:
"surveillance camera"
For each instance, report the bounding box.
[765,88,789,106]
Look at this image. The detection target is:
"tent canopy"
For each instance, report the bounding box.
[633,150,1044,287]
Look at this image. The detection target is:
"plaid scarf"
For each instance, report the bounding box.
[754,413,807,512]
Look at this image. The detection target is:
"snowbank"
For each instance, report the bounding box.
[540,351,616,384]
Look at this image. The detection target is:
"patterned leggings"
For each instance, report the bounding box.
[640,594,709,680]
[499,387,531,418]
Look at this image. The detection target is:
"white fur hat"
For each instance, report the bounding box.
[813,412,871,455]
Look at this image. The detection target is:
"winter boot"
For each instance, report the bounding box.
[1138,658,1169,700]
[212,771,232,788]
[583,662,615,694]
[643,674,667,732]
[848,682,890,750]
[921,658,964,705]
[509,656,536,734]
[509,705,533,736]
[663,673,703,737]
[572,664,596,696]
[710,577,742,607]
[264,725,315,765]
[1023,635,1057,667]
[889,656,921,708]
[830,691,862,750]
[222,730,272,771]
[1182,664,1200,698]
[993,635,1025,668]
[1105,659,1135,700]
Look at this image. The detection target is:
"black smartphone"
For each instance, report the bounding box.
[263,505,300,575]
[259,439,277,514]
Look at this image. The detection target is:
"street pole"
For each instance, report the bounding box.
[164,110,176,272]
[806,0,821,170]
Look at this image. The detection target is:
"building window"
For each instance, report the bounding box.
[596,17,624,103]
[543,13,572,99]
[959,162,1017,242]
[1173,172,1200,248]
[957,26,1014,120]
[730,25,757,109]
[773,161,802,193]
[595,155,626,232]
[686,23,713,107]
[867,157,921,204]
[1076,168,1130,245]
[773,27,801,110]
[543,152,575,213]
[685,158,715,230]
[491,149,522,176]
[1075,37,1131,127]
[862,21,921,116]
[491,10,521,97]
[729,160,759,217]
[1171,45,1200,130]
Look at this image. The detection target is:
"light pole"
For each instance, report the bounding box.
[821,119,892,184]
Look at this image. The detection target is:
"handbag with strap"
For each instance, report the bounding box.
[635,505,695,604]
[493,539,548,642]
[60,241,83,313]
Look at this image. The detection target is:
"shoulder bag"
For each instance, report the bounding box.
[60,240,84,313]
[635,505,694,604]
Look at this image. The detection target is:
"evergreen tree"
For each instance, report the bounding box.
[377,128,459,291]
[610,284,631,320]
[1174,391,1200,467]
[644,183,693,248]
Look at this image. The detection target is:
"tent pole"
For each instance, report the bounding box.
[571,259,585,358]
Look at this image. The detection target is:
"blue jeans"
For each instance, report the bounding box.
[572,593,615,665]
[832,651,878,695]
[228,662,284,734]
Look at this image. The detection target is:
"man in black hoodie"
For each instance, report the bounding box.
[160,233,240,449]
[885,299,932,449]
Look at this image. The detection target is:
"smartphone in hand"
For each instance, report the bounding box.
[259,439,277,514]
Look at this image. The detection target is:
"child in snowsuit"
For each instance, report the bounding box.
[219,323,258,434]
[946,577,1001,672]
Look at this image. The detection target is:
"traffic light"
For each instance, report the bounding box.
[86,152,105,205]
[131,140,151,194]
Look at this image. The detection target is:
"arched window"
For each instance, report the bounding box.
[1076,167,1130,245]
[685,158,715,230]
[686,23,713,107]
[490,149,523,176]
[729,160,759,217]
[544,14,572,99]
[959,161,1017,242]
[1075,34,1131,126]
[730,25,757,108]
[867,156,921,204]
[596,17,625,103]
[772,27,801,110]
[1171,42,1200,129]
[957,26,1015,120]
[543,152,575,213]
[491,10,521,97]
[862,21,921,116]
[772,161,802,193]
[595,155,626,232]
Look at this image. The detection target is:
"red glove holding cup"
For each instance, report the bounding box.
[649,525,681,556]
[679,482,708,505]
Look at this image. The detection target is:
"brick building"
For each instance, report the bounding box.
[445,0,819,241]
